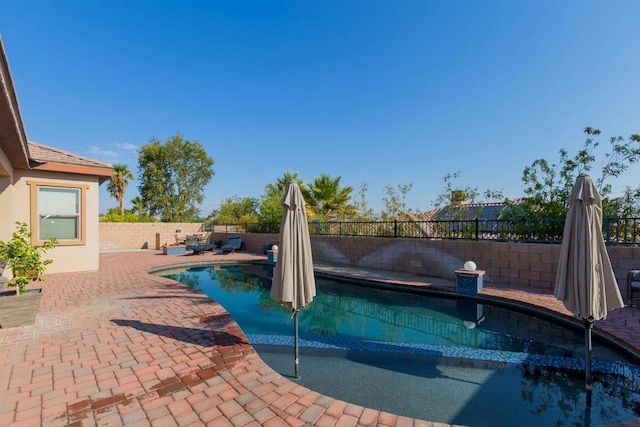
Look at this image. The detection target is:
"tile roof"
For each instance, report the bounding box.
[27,140,113,169]
[414,198,526,222]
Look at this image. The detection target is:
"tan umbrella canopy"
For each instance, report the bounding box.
[554,173,624,407]
[270,181,316,378]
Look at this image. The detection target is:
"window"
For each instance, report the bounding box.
[28,181,88,245]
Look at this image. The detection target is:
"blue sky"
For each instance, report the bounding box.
[2,1,639,215]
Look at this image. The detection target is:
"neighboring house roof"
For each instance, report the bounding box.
[28,141,113,184]
[407,199,526,238]
[414,199,526,222]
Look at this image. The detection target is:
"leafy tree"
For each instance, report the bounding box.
[305,173,354,220]
[209,196,259,224]
[514,128,640,220]
[258,191,283,231]
[137,132,215,222]
[258,172,306,229]
[431,172,503,219]
[100,207,152,222]
[605,186,640,218]
[381,182,414,220]
[107,164,134,216]
[352,182,376,220]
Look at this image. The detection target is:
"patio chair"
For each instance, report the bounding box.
[628,270,640,307]
[185,235,215,255]
[221,235,242,254]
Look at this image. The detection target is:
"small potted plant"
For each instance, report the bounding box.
[0,222,57,295]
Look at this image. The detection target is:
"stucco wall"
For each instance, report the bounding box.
[4,170,102,274]
[0,175,20,239]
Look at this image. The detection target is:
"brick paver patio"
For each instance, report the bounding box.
[1,250,639,426]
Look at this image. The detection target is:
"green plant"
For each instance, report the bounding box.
[0,222,57,295]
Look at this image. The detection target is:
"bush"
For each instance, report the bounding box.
[0,222,57,294]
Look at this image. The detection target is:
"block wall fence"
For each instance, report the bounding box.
[99,222,206,252]
[98,223,639,295]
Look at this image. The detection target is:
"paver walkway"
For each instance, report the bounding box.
[1,250,639,427]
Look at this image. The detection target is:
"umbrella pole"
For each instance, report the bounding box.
[294,310,300,380]
[584,318,593,407]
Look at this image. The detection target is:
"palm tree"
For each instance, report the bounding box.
[306,174,353,219]
[107,164,134,216]
[265,171,305,195]
[129,196,146,218]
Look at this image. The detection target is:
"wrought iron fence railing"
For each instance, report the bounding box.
[213,217,640,246]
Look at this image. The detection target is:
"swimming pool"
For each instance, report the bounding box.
[159,262,640,426]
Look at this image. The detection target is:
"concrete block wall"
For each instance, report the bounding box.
[99,223,207,251]
[304,236,635,294]
[210,232,635,293]
[101,225,638,295]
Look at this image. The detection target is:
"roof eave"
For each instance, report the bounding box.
[30,161,113,184]
[0,35,30,171]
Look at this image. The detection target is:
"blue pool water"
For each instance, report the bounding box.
[160,263,640,426]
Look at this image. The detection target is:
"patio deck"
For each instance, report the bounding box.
[1,250,639,426]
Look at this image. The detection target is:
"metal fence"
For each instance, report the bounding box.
[214,216,640,246]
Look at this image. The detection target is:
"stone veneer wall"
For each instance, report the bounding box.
[98,224,639,294]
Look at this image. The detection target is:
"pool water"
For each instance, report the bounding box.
[160,263,640,426]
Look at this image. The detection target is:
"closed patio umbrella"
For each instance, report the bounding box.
[270,181,316,379]
[554,173,624,406]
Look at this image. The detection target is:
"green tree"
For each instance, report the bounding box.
[209,196,259,224]
[514,128,640,220]
[258,172,306,229]
[101,207,151,222]
[264,171,305,195]
[605,186,640,218]
[129,196,147,218]
[137,132,215,222]
[107,164,134,216]
[0,222,57,294]
[258,191,283,231]
[431,172,503,219]
[352,182,376,220]
[381,182,414,220]
[305,173,354,219]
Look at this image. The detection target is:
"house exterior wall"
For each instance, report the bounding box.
[7,170,102,274]
[0,148,12,177]
[0,175,20,240]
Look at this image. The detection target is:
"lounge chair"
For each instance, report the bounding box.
[221,235,242,254]
[185,235,215,255]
